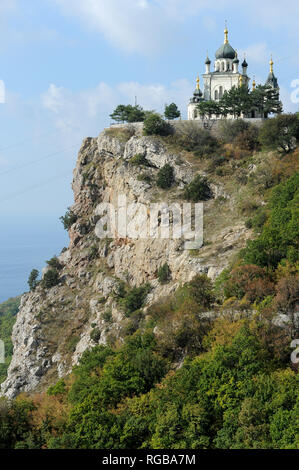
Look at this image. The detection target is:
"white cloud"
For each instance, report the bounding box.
[51,0,229,54]
[41,79,193,141]
[52,0,299,56]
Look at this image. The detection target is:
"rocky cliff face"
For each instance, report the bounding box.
[1,127,251,398]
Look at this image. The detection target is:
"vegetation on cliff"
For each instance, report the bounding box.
[0,297,20,384]
[0,114,298,450]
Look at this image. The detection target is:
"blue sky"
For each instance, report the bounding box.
[0,0,298,301]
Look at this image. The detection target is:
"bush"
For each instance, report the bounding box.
[143,113,172,136]
[46,257,63,271]
[172,122,218,157]
[157,164,175,189]
[175,274,215,311]
[90,328,101,343]
[218,119,250,143]
[102,310,113,323]
[234,126,260,151]
[42,269,60,289]
[222,264,275,303]
[157,264,171,284]
[60,208,77,231]
[184,175,213,202]
[121,284,151,317]
[137,173,152,184]
[129,154,149,167]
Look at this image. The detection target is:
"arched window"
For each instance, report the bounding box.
[194,110,198,119]
[227,62,230,71]
[222,62,225,71]
[214,90,218,100]
[219,86,223,99]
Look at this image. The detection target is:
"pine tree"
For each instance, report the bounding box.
[164,103,181,120]
[28,269,39,291]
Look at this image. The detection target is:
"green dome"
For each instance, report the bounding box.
[215,43,236,60]
[194,88,203,96]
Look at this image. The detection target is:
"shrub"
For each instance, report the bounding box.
[42,269,60,289]
[102,310,113,323]
[60,208,77,231]
[129,154,149,166]
[184,175,213,202]
[28,269,39,291]
[218,119,250,143]
[121,284,151,317]
[90,328,101,343]
[137,173,152,184]
[234,126,260,151]
[46,257,63,271]
[157,264,171,284]
[143,113,172,136]
[172,122,218,157]
[66,336,80,352]
[89,245,99,260]
[157,164,175,189]
[223,265,275,302]
[175,274,215,311]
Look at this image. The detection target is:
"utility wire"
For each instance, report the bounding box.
[0,142,81,176]
[0,171,72,204]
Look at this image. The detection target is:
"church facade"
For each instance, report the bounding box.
[188,25,279,120]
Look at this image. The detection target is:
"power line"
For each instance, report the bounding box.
[0,142,81,176]
[0,171,72,204]
[0,128,65,153]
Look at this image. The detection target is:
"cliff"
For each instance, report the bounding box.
[1,125,253,398]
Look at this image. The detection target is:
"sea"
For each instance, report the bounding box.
[0,222,69,304]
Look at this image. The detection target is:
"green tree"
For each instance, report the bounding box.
[259,114,299,154]
[28,269,39,291]
[220,85,252,118]
[251,85,283,117]
[184,175,212,202]
[197,100,221,119]
[164,103,181,120]
[110,105,146,123]
[157,264,171,284]
[243,173,299,268]
[42,269,60,289]
[157,164,175,189]
[60,208,77,231]
[143,113,172,136]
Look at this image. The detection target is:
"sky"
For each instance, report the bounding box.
[0,0,298,301]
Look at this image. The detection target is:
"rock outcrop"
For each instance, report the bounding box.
[1,127,252,398]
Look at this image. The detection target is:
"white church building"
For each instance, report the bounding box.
[188,24,279,120]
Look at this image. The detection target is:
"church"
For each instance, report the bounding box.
[188,24,279,120]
